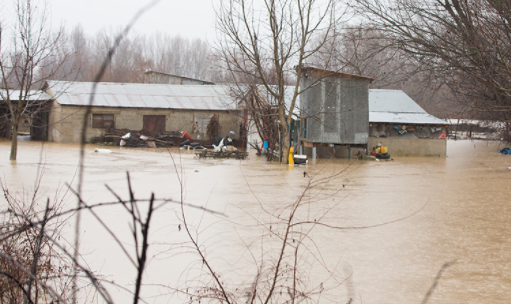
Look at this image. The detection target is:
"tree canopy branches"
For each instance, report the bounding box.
[352,0,511,123]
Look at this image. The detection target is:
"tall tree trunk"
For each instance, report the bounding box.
[280,118,290,164]
[9,100,23,161]
[10,122,18,160]
[282,130,290,164]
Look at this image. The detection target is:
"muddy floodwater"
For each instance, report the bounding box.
[1,138,511,303]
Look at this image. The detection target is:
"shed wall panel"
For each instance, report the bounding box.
[300,76,369,144]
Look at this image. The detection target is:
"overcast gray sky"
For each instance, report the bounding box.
[4,0,217,39]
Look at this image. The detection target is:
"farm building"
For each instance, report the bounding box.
[44,81,240,144]
[298,88,448,158]
[1,75,447,157]
[297,67,375,158]
[367,89,448,157]
[299,66,376,148]
[295,66,448,157]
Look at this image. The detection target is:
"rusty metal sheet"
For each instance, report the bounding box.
[143,115,166,133]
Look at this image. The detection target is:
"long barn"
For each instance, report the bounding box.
[45,81,240,143]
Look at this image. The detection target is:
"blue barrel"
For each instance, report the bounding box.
[264,141,269,149]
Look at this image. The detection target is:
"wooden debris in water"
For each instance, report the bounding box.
[195,149,249,160]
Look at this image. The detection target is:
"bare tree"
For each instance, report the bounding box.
[0,0,67,160]
[0,174,74,304]
[312,27,405,85]
[352,0,511,128]
[40,25,90,83]
[215,0,345,163]
[310,26,463,118]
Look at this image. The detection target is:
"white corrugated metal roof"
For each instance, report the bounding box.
[48,81,236,111]
[0,89,53,101]
[369,89,448,125]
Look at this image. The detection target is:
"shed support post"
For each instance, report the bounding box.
[299,145,303,155]
[312,147,316,159]
[348,147,353,160]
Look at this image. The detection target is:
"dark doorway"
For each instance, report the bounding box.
[143,115,166,135]
[30,110,49,141]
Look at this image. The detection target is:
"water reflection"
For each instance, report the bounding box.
[0,139,510,303]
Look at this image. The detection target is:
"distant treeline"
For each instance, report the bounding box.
[41,25,463,119]
[42,25,216,84]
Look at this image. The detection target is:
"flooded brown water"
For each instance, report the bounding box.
[1,138,511,303]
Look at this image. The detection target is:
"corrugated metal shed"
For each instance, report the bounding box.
[48,81,236,110]
[369,89,448,125]
[0,89,53,101]
[300,75,370,145]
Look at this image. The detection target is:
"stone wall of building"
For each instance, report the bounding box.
[48,101,240,143]
[368,137,447,157]
[300,136,447,158]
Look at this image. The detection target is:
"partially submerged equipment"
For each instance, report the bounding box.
[375,152,391,159]
[363,142,393,161]
[293,155,308,165]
